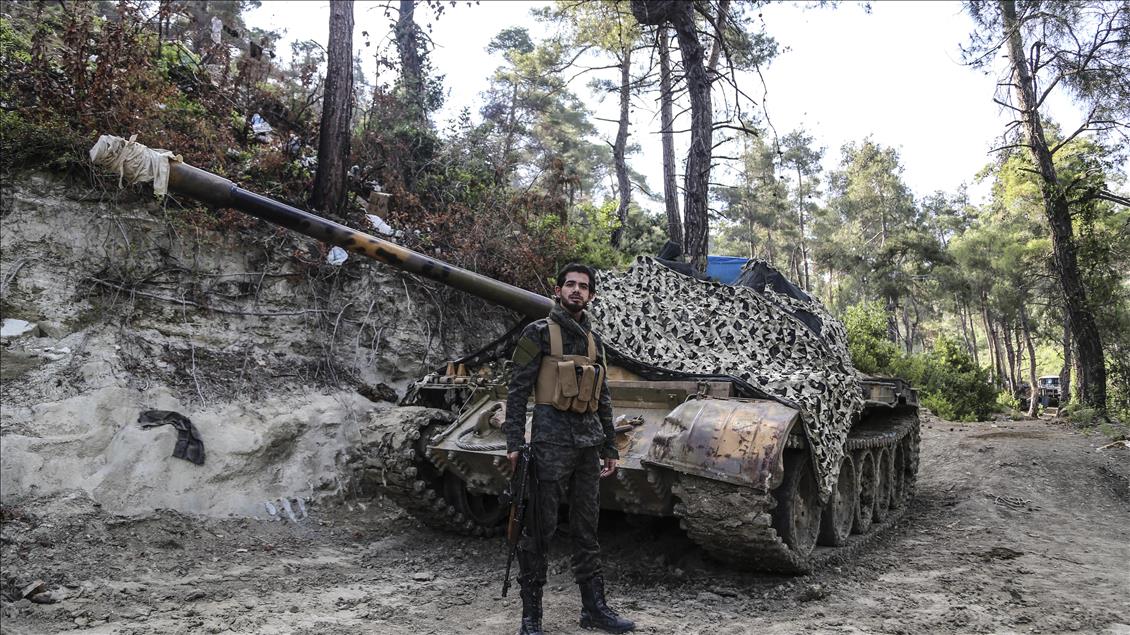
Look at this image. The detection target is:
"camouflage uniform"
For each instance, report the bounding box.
[504,303,618,586]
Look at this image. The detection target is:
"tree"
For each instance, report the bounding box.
[628,1,778,269]
[538,1,645,246]
[963,0,1130,411]
[311,0,354,216]
[657,26,682,245]
[630,0,712,271]
[715,134,787,262]
[481,28,611,214]
[819,141,912,304]
[395,0,426,126]
[778,129,823,291]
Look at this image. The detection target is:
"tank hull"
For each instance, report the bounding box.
[355,371,918,573]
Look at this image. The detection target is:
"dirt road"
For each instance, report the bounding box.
[2,415,1128,634]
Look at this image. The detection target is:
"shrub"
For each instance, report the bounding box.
[844,302,997,421]
[1068,407,1099,426]
[844,300,900,374]
[0,4,241,175]
[995,390,1021,412]
[564,200,626,270]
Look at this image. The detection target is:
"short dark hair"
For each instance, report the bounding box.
[555,262,596,293]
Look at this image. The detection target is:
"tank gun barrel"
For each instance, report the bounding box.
[93,136,554,319]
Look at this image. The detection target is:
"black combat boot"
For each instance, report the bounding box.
[517,549,546,635]
[517,577,544,635]
[578,575,635,633]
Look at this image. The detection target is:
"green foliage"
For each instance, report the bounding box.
[0,111,86,174]
[0,18,32,66]
[480,26,611,200]
[0,2,239,174]
[815,138,948,317]
[1097,421,1129,442]
[563,200,625,269]
[892,337,998,422]
[1064,406,1100,426]
[845,301,997,421]
[995,390,1021,412]
[843,300,899,374]
[716,135,790,261]
[619,206,668,258]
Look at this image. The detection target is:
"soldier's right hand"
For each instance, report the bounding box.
[508,451,519,473]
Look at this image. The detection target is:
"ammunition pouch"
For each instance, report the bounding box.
[535,322,603,414]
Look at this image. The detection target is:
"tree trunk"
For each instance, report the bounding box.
[395,0,425,125]
[746,215,754,259]
[967,299,980,365]
[311,0,354,216]
[1073,346,1083,406]
[1003,321,1017,392]
[1021,305,1039,417]
[796,165,811,291]
[980,294,999,386]
[992,321,1007,391]
[658,27,682,246]
[958,296,972,356]
[886,296,899,344]
[610,45,632,247]
[1017,325,1026,390]
[999,0,1106,411]
[1061,316,1072,407]
[745,213,754,258]
[912,299,922,353]
[676,11,712,272]
[498,80,519,184]
[902,303,916,354]
[630,0,712,272]
[706,0,730,76]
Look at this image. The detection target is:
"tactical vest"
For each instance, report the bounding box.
[534,321,605,413]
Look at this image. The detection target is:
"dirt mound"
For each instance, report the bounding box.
[1,383,380,517]
[1,171,504,520]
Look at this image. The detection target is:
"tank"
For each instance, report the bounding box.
[91,136,920,574]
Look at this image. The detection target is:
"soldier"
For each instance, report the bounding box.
[504,263,636,635]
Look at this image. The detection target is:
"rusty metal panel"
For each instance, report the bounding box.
[645,397,800,491]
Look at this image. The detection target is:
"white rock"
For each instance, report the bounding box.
[1,319,36,339]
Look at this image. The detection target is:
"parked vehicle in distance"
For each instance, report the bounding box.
[1038,375,1061,407]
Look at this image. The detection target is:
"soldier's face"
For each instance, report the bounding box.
[556,272,593,313]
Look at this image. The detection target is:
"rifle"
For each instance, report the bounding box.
[501,444,536,597]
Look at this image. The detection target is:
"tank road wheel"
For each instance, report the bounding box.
[899,416,921,502]
[771,450,823,558]
[443,472,506,536]
[890,441,907,509]
[852,450,875,535]
[817,453,858,547]
[873,448,895,523]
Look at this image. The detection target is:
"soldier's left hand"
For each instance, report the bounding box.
[600,458,618,478]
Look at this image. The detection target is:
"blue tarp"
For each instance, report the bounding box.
[706,255,749,284]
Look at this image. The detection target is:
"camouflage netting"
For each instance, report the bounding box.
[588,257,864,498]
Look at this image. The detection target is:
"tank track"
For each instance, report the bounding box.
[350,406,500,536]
[672,409,920,574]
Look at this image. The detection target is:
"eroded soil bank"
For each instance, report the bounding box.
[2,414,1127,635]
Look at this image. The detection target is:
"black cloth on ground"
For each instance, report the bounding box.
[138,410,206,465]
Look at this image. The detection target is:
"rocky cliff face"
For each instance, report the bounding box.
[0,172,510,517]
